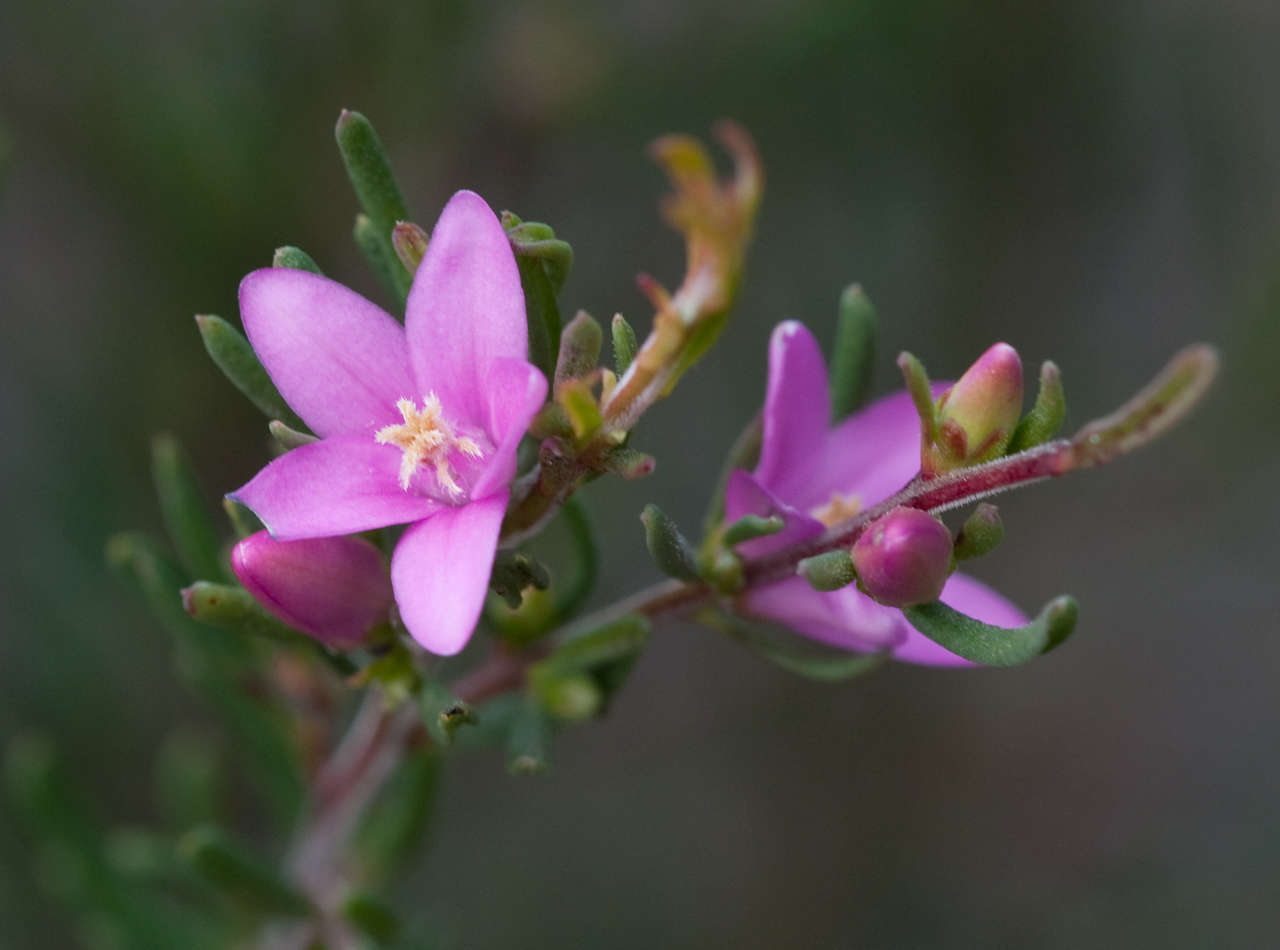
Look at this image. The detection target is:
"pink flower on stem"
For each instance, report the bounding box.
[725,321,1027,666]
[230,191,547,655]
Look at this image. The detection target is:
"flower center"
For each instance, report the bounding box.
[810,491,863,528]
[374,393,484,496]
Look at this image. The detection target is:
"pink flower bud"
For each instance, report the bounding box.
[924,342,1023,475]
[231,531,393,646]
[850,507,953,608]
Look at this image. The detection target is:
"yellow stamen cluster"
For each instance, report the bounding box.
[811,491,862,528]
[375,393,483,495]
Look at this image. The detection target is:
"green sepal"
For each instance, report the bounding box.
[902,595,1079,667]
[829,284,878,420]
[797,549,857,592]
[506,699,553,775]
[705,610,887,681]
[178,825,312,917]
[354,212,411,303]
[953,503,1004,561]
[1009,360,1066,452]
[897,350,938,442]
[271,246,322,274]
[268,419,318,451]
[353,747,439,887]
[391,221,429,274]
[555,310,603,385]
[611,313,638,375]
[528,614,650,720]
[419,679,476,747]
[641,504,700,581]
[489,551,552,610]
[342,892,401,945]
[720,513,784,547]
[335,110,411,299]
[195,315,303,429]
[151,434,227,583]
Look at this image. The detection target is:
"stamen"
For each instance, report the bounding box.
[374,392,483,495]
[811,491,862,528]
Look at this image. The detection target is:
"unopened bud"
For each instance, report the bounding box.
[230,531,392,646]
[851,507,953,608]
[924,343,1023,475]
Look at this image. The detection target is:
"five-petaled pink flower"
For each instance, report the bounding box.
[724,321,1027,666]
[230,191,547,655]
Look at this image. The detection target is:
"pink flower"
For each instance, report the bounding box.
[231,532,393,646]
[725,321,1027,666]
[229,191,547,655]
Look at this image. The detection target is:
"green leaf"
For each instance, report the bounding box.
[529,614,651,718]
[611,313,638,375]
[195,315,303,428]
[343,892,401,945]
[354,212,411,303]
[178,825,312,918]
[151,434,226,582]
[221,498,261,540]
[953,503,1004,561]
[152,729,221,831]
[720,513,784,547]
[335,109,411,299]
[506,700,553,775]
[640,504,700,581]
[504,214,574,294]
[268,419,318,450]
[554,310,603,384]
[516,253,561,384]
[708,611,886,682]
[896,350,937,442]
[829,284,878,420]
[902,595,1079,667]
[271,246,322,273]
[797,549,857,592]
[1009,360,1066,452]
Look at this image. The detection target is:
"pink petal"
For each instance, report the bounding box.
[470,357,548,500]
[723,469,824,558]
[793,383,949,514]
[231,531,392,646]
[406,191,527,429]
[239,269,415,437]
[754,321,832,501]
[741,577,904,654]
[231,436,441,540]
[390,491,509,655]
[889,572,1029,667]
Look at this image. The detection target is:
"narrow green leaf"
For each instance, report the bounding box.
[505,215,574,294]
[271,246,322,273]
[953,503,1004,561]
[721,513,784,547]
[268,419,318,451]
[180,582,305,645]
[151,434,226,582]
[896,350,937,442]
[178,825,312,917]
[797,549,857,592]
[354,212,411,303]
[611,313,638,375]
[597,445,655,479]
[195,315,303,428]
[343,892,401,945]
[829,284,878,420]
[641,504,700,581]
[516,254,561,384]
[903,595,1079,667]
[153,729,221,831]
[555,310,603,384]
[335,110,411,299]
[1009,360,1066,452]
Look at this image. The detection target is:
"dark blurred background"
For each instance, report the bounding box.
[2,0,1277,946]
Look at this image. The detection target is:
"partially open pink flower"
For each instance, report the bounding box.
[231,531,393,646]
[229,191,547,655]
[725,321,1027,666]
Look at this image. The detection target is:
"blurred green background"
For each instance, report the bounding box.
[2,0,1277,946]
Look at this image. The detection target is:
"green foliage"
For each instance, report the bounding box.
[829,284,879,420]
[194,315,304,429]
[903,596,1079,666]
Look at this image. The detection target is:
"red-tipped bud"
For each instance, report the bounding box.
[230,531,392,646]
[851,507,953,608]
[924,342,1023,475]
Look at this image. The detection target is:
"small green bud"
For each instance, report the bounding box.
[798,549,857,592]
[391,221,429,274]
